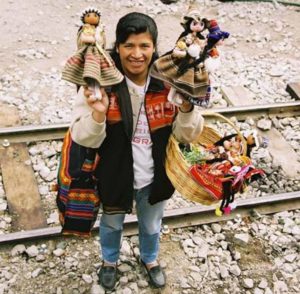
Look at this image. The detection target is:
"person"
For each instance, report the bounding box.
[69,12,205,290]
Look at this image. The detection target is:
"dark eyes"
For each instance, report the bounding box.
[124,44,151,48]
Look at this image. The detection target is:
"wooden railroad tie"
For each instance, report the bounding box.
[286,82,300,100]
[221,86,300,178]
[0,103,47,231]
[221,85,256,106]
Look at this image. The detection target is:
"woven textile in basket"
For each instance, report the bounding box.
[165,112,249,206]
[166,125,222,205]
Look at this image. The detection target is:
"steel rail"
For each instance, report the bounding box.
[0,191,299,245]
[0,102,299,144]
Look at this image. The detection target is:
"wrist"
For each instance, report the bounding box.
[92,111,106,123]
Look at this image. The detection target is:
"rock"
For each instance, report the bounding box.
[219,265,229,279]
[26,245,39,257]
[192,236,205,245]
[269,67,284,77]
[36,254,46,262]
[274,281,288,292]
[242,278,254,289]
[137,280,148,288]
[284,253,297,263]
[264,288,273,294]
[190,271,202,282]
[211,223,222,233]
[90,284,105,294]
[291,226,300,236]
[11,244,26,256]
[129,282,138,293]
[0,203,8,213]
[119,276,128,286]
[121,287,132,294]
[229,265,241,276]
[253,288,264,294]
[56,241,67,250]
[53,248,65,257]
[198,243,209,259]
[118,264,132,273]
[258,278,268,289]
[182,239,196,248]
[257,118,272,130]
[47,211,59,225]
[39,166,51,179]
[233,233,250,246]
[31,268,43,278]
[82,274,93,284]
[120,240,132,256]
[189,265,200,272]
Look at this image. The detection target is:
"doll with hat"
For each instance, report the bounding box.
[205,19,230,59]
[62,7,123,100]
[150,5,211,105]
[150,6,230,107]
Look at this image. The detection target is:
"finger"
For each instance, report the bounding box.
[100,87,108,98]
[84,88,92,98]
[100,88,109,106]
[86,96,97,104]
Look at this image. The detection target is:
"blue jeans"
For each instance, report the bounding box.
[99,184,167,264]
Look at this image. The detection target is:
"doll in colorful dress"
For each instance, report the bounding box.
[150,6,210,104]
[62,7,123,100]
[150,6,230,107]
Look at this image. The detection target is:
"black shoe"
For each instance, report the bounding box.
[98,263,117,291]
[141,260,166,288]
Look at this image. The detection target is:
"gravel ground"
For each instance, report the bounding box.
[0,0,300,293]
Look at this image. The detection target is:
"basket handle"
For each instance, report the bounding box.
[201,111,247,156]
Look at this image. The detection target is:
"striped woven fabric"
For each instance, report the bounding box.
[56,130,100,237]
[62,44,123,87]
[150,54,209,98]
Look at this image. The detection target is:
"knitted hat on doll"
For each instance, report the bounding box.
[207,19,230,41]
[180,4,202,30]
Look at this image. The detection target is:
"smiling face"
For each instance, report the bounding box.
[117,32,155,85]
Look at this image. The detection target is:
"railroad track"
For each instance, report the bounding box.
[1,101,300,144]
[0,191,299,245]
[0,98,299,246]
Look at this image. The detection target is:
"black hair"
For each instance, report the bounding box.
[178,18,209,41]
[80,7,101,23]
[111,12,159,72]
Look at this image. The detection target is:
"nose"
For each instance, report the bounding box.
[131,47,143,59]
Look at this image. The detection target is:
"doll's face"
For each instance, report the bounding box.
[223,140,231,150]
[84,12,100,25]
[190,19,204,33]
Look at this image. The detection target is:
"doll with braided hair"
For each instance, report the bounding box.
[62,7,123,100]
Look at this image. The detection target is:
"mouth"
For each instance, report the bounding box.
[128,59,145,67]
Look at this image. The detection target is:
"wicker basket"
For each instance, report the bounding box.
[166,112,247,205]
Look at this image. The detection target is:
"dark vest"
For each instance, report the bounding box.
[95,78,178,214]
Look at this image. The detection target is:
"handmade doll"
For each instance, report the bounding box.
[207,20,229,55]
[62,7,123,100]
[150,5,211,105]
[189,131,265,217]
